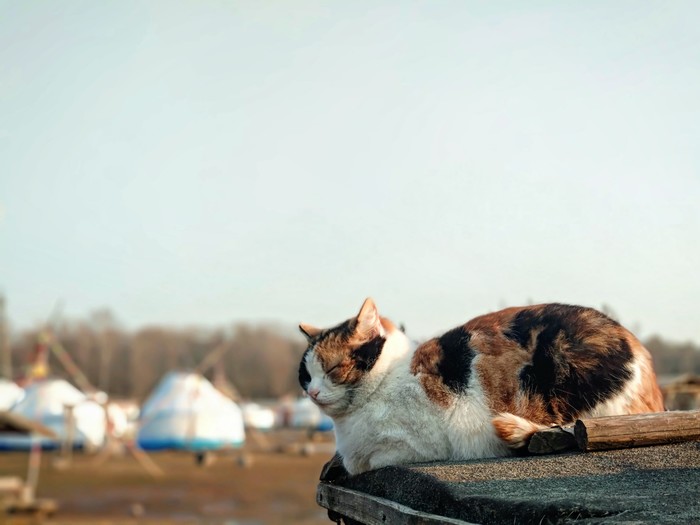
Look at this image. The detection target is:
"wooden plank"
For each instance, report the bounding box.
[317,484,477,525]
[528,426,577,455]
[0,411,56,437]
[575,410,700,452]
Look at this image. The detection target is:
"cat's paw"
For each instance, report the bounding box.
[320,452,349,482]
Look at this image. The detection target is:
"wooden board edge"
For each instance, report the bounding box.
[317,483,476,525]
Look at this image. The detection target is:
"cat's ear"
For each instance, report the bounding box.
[355,297,384,338]
[299,323,322,341]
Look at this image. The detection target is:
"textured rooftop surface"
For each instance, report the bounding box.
[327,441,700,524]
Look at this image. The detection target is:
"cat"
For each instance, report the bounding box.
[298,298,664,476]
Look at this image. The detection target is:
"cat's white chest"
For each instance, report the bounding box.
[334,377,447,474]
[332,361,507,475]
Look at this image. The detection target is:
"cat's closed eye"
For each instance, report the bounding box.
[326,363,341,375]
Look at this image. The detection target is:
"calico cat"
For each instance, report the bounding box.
[298,298,664,476]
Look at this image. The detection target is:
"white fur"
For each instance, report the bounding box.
[306,330,509,475]
[587,355,644,418]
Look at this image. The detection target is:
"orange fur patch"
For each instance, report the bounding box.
[410,339,453,407]
[627,335,665,412]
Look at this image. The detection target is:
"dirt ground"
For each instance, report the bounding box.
[0,430,335,525]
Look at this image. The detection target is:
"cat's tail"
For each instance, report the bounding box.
[492,413,550,449]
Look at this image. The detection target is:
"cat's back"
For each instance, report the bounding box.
[411,303,664,426]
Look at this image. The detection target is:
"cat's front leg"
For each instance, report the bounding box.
[320,451,349,482]
[366,447,420,472]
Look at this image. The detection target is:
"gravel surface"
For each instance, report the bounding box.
[335,441,700,524]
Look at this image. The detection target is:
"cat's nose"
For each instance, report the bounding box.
[308,387,320,400]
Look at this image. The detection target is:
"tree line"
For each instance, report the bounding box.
[6,310,307,401]
[4,309,699,401]
[645,335,700,378]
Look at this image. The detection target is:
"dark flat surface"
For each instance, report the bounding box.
[330,441,700,524]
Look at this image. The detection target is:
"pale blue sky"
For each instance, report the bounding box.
[1,1,699,342]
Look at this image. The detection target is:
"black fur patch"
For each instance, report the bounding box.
[354,336,385,372]
[503,309,540,348]
[298,348,311,389]
[511,304,634,419]
[437,326,475,393]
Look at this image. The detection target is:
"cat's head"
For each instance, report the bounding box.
[298,298,399,417]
